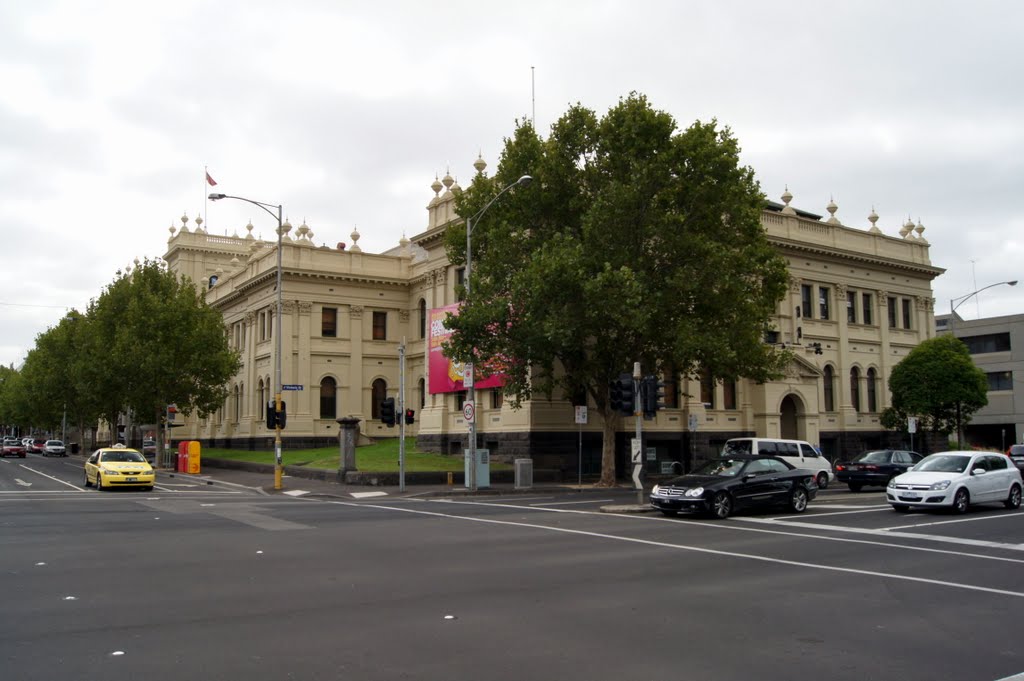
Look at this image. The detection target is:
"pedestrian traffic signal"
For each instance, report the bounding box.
[380,397,396,427]
[641,375,666,419]
[404,409,415,425]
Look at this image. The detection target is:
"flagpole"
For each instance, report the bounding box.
[204,165,209,229]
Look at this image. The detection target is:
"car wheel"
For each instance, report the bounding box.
[659,510,678,517]
[1005,484,1022,510]
[891,504,909,512]
[95,474,104,491]
[848,483,862,493]
[789,487,809,513]
[815,472,829,490]
[711,491,732,519]
[952,488,970,514]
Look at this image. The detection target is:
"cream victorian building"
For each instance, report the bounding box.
[162,163,944,477]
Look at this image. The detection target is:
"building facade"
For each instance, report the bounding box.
[936,312,1024,451]
[162,166,944,477]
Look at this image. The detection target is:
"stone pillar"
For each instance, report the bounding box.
[337,417,361,475]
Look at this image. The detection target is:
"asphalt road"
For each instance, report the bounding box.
[2,452,1023,681]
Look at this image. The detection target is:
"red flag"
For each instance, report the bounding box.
[206,171,217,186]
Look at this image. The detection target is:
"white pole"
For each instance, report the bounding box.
[399,337,406,492]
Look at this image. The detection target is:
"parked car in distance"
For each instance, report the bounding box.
[887,451,1023,514]
[1008,444,1024,473]
[3,438,27,458]
[835,449,923,491]
[650,455,817,519]
[722,437,834,489]
[43,440,67,457]
[84,445,156,491]
[30,438,47,454]
[142,438,157,458]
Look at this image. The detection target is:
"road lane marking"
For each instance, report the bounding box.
[324,498,1024,599]
[404,497,1024,565]
[887,513,1023,530]
[350,491,388,499]
[736,517,1024,552]
[17,464,86,491]
[531,499,614,507]
[15,478,32,487]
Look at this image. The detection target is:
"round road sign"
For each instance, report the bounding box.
[463,401,475,423]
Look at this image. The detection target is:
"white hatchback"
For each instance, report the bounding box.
[887,451,1023,513]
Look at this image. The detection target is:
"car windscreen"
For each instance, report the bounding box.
[690,459,747,477]
[45,441,63,446]
[914,455,969,473]
[857,451,892,463]
[100,451,146,463]
[722,441,751,456]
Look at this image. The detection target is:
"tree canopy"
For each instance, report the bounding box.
[886,334,988,446]
[443,93,790,485]
[4,260,240,451]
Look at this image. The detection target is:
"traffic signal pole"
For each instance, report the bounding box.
[632,361,643,504]
[399,337,406,493]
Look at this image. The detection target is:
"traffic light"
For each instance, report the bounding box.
[265,401,287,429]
[380,397,396,426]
[404,409,415,425]
[609,373,635,416]
[641,375,666,419]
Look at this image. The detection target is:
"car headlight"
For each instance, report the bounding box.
[888,478,897,488]
[685,487,704,497]
[102,468,120,476]
[651,485,661,495]
[929,480,951,491]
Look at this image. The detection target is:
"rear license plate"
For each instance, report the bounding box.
[902,493,920,500]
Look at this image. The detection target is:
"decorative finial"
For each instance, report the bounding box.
[826,196,839,225]
[473,152,487,174]
[780,186,795,215]
[349,226,362,253]
[867,206,881,234]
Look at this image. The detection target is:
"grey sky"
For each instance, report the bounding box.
[2,0,1022,368]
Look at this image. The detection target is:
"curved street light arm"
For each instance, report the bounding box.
[208,193,281,223]
[951,280,1018,314]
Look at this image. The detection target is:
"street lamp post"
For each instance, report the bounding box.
[209,192,285,490]
[949,280,1018,335]
[948,279,1017,449]
[464,175,532,492]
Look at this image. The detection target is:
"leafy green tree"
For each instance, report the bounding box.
[85,259,241,452]
[0,364,29,434]
[444,93,789,485]
[17,311,101,441]
[888,334,987,447]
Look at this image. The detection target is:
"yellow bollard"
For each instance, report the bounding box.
[447,471,453,486]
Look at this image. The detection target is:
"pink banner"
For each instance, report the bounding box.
[428,304,505,394]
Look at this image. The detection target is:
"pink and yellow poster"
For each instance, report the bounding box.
[428,304,506,394]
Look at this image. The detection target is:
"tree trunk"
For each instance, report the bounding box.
[599,407,618,487]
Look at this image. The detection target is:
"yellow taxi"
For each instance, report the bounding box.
[84,444,156,491]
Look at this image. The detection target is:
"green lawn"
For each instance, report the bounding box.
[201,438,510,472]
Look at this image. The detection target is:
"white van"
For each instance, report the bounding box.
[722,437,834,489]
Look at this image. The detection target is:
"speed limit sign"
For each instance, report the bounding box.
[463,401,475,423]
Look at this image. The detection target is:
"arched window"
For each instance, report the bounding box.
[418,378,426,409]
[419,299,427,339]
[371,379,387,419]
[320,377,337,419]
[850,367,861,412]
[867,368,878,412]
[232,385,240,423]
[823,365,835,412]
[257,379,265,422]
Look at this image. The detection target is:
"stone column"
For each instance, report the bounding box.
[337,417,361,476]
